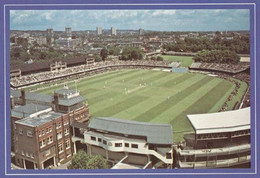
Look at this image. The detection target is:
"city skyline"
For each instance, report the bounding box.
[10,9,249,31]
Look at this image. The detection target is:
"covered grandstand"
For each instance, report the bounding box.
[189,62,250,74]
[176,107,251,168]
[84,117,174,169]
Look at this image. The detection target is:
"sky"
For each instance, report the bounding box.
[10,9,250,31]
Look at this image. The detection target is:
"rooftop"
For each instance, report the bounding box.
[16,111,63,127]
[88,117,173,145]
[58,95,86,106]
[187,107,250,134]
[10,89,21,98]
[25,92,53,103]
[55,88,78,96]
[11,103,51,118]
[10,57,86,74]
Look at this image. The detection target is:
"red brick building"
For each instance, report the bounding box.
[11,87,90,169]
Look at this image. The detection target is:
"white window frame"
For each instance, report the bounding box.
[47,136,53,144]
[56,123,61,129]
[19,129,23,135]
[58,143,63,154]
[27,130,33,137]
[45,149,50,156]
[65,128,69,136]
[64,120,69,126]
[57,132,62,140]
[39,140,46,148]
[65,139,70,149]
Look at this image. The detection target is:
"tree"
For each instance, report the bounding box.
[67,150,90,169]
[156,56,164,61]
[86,155,108,169]
[193,49,240,64]
[120,47,143,60]
[68,150,108,169]
[108,45,120,55]
[94,54,102,62]
[130,50,139,60]
[100,48,108,61]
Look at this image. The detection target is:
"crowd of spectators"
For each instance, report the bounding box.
[10,59,171,88]
[212,71,250,111]
[190,62,250,74]
[233,73,251,108]
[218,78,241,111]
[169,62,181,68]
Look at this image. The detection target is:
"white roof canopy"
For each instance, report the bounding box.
[187,107,250,134]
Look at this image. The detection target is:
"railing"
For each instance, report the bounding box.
[178,144,250,157]
[11,63,172,88]
[72,135,84,143]
[85,137,172,164]
[179,155,251,168]
[148,150,172,164]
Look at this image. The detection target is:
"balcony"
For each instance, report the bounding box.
[177,143,250,157]
[178,155,251,168]
[85,132,173,164]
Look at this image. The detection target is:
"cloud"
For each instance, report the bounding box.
[151,10,176,16]
[42,11,54,21]
[10,9,249,31]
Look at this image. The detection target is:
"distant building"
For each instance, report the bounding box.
[188,33,199,38]
[10,69,21,79]
[35,36,47,46]
[46,28,54,38]
[65,27,72,39]
[24,59,34,64]
[55,37,81,49]
[176,107,251,168]
[21,33,30,38]
[139,28,144,35]
[96,27,102,35]
[50,61,67,72]
[111,27,117,36]
[46,28,54,46]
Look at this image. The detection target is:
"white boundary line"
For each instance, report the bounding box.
[4,3,257,176]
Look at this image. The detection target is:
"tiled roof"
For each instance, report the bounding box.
[58,96,86,106]
[11,103,51,118]
[88,117,173,145]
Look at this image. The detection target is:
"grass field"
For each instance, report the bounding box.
[160,55,194,67]
[34,69,245,142]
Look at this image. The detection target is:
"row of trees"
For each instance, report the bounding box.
[193,49,240,64]
[68,150,108,169]
[163,36,249,54]
[120,47,144,60]
[100,46,144,61]
[10,42,84,66]
[151,56,164,61]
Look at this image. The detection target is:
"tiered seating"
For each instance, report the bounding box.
[169,62,181,68]
[190,63,201,68]
[10,60,172,88]
[189,62,249,74]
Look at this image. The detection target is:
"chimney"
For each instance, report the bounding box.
[21,89,26,105]
[53,93,59,112]
[10,96,15,109]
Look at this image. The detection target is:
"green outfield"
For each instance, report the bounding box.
[35,69,246,142]
[160,55,194,67]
